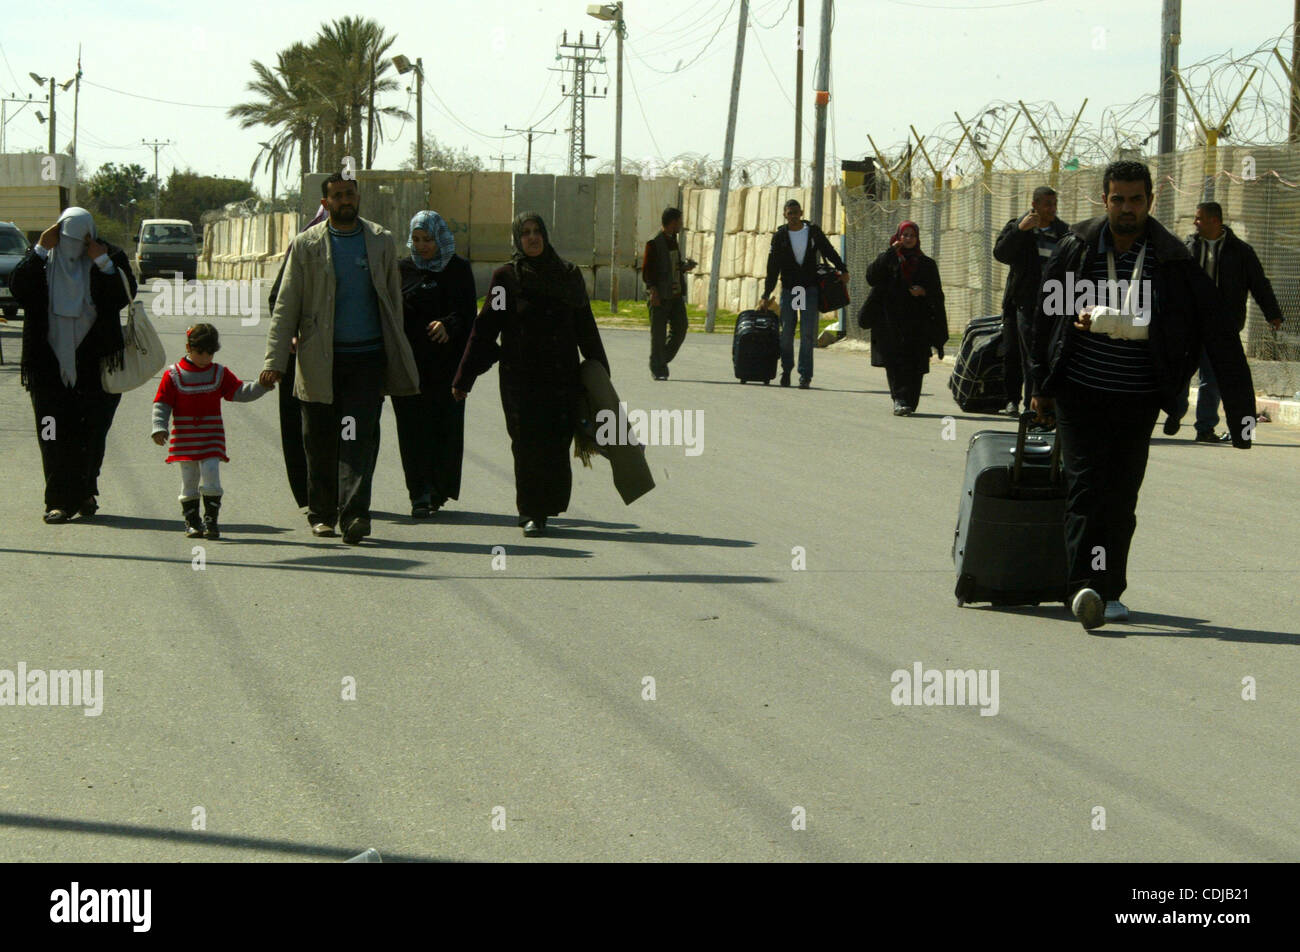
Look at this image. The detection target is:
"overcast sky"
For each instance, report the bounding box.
[1,0,1294,192]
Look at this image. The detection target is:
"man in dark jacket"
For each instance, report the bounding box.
[642,206,695,381]
[994,185,1068,415]
[1029,161,1254,631]
[760,199,848,388]
[1163,201,1283,442]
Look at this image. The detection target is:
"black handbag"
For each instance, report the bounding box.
[816,263,849,313]
[857,285,884,329]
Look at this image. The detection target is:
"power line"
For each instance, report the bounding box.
[622,56,665,161]
[0,39,23,91]
[82,79,227,109]
[629,0,738,74]
[419,73,517,142]
[751,0,795,29]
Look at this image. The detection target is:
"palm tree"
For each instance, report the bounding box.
[228,42,317,181]
[229,22,410,192]
[314,17,408,170]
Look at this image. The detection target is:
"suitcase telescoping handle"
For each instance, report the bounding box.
[1012,411,1062,486]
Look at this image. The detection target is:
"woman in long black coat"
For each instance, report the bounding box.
[395,210,475,517]
[865,220,947,415]
[451,212,610,537]
[11,207,136,522]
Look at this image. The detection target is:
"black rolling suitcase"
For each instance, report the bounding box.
[953,412,1067,607]
[948,314,1007,412]
[733,308,780,383]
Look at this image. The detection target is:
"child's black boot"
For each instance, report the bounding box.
[182,498,204,538]
[202,494,222,540]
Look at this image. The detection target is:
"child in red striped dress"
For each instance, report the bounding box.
[151,323,272,538]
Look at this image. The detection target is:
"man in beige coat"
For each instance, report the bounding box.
[260,172,418,543]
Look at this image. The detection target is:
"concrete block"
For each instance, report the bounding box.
[742,187,759,232]
[552,176,595,266]
[724,187,746,233]
[593,173,639,267]
[428,171,474,259]
[470,171,514,262]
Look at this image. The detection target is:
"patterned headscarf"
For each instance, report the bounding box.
[46,207,99,386]
[892,220,921,283]
[408,210,456,272]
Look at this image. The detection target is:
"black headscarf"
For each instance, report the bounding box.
[511,211,581,307]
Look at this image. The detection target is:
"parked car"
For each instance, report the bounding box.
[136,218,198,281]
[0,221,30,320]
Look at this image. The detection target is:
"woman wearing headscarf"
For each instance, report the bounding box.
[394,210,476,518]
[452,212,610,537]
[865,220,947,415]
[10,208,136,522]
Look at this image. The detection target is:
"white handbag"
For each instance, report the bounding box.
[101,266,165,393]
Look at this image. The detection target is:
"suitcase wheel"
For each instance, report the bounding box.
[956,598,965,608]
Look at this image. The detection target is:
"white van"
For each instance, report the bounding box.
[136,219,198,281]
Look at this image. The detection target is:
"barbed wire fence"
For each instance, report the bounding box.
[839,27,1300,398]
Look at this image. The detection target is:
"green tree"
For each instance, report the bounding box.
[401,134,484,172]
[159,170,256,226]
[86,162,154,226]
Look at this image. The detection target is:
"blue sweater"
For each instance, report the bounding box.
[329,224,383,354]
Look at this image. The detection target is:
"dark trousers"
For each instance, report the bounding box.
[885,364,924,410]
[30,372,122,511]
[392,385,465,506]
[1002,307,1034,407]
[649,296,688,375]
[1055,383,1161,601]
[279,353,310,508]
[300,350,385,528]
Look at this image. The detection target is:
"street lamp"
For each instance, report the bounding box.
[588,2,624,312]
[392,54,424,169]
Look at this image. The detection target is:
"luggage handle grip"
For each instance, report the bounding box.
[1013,410,1062,487]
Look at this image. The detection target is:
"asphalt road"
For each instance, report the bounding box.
[1,290,1297,862]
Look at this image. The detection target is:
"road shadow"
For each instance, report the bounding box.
[369,509,638,531]
[88,514,292,534]
[539,524,755,548]
[965,603,1298,645]
[0,810,450,862]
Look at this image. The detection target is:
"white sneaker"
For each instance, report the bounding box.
[1104,600,1130,623]
[1071,587,1105,630]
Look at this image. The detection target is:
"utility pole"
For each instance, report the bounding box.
[705,0,748,333]
[142,139,172,218]
[391,55,424,168]
[504,124,556,174]
[489,152,519,172]
[1291,0,1300,141]
[46,77,56,155]
[553,30,606,176]
[809,0,831,226]
[1,94,42,155]
[590,2,625,311]
[794,0,804,186]
[366,55,376,169]
[1158,0,1181,154]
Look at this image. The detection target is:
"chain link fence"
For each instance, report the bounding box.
[842,143,1300,397]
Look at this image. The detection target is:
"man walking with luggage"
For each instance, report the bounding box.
[1162,201,1283,442]
[643,207,695,381]
[760,199,847,389]
[994,186,1068,417]
[1029,160,1255,630]
[260,172,420,544]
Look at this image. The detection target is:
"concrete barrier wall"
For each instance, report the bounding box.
[680,184,844,314]
[212,171,687,298]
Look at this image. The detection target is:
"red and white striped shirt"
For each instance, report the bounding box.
[152,357,251,462]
